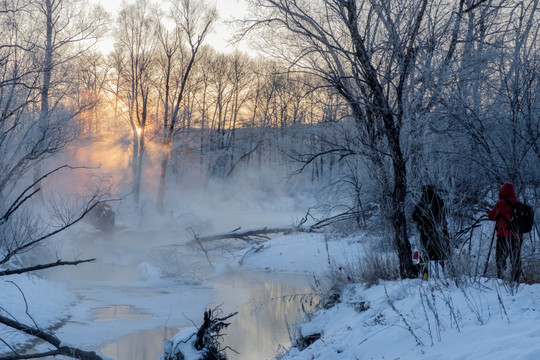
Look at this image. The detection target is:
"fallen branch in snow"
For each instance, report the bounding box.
[188,226,304,243]
[238,244,266,266]
[163,207,363,247]
[0,314,106,360]
[159,226,311,248]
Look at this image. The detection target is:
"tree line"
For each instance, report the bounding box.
[0,0,540,358]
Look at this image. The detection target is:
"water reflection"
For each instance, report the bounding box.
[97,271,318,360]
[90,305,152,322]
[213,271,319,360]
[100,326,183,360]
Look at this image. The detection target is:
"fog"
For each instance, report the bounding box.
[42,135,318,236]
[39,134,318,283]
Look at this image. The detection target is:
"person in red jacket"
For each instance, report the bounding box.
[488,182,523,282]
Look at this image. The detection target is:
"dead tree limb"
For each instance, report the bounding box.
[238,244,266,266]
[163,207,363,248]
[0,258,96,276]
[161,226,307,247]
[1,165,98,225]
[194,308,238,356]
[192,227,298,243]
[0,314,105,360]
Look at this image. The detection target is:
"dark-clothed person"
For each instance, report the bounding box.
[412,185,449,264]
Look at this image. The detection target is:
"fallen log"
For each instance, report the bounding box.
[190,226,300,243]
[162,206,364,247]
[0,314,106,360]
[163,225,312,247]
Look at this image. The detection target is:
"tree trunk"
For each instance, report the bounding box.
[392,156,414,278]
[156,141,170,214]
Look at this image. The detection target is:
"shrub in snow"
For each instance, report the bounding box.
[160,308,237,360]
[521,257,540,285]
[324,245,400,289]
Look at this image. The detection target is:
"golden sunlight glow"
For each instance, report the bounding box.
[136,126,142,135]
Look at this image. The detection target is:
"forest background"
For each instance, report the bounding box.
[1,0,540,290]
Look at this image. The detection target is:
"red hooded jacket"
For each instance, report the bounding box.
[488,183,522,237]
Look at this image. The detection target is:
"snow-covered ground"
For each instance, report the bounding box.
[157,229,540,360]
[283,278,540,360]
[2,222,540,360]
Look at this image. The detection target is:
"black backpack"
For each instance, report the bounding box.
[503,198,535,234]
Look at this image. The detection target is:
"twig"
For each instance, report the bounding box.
[384,286,424,347]
[189,228,214,270]
[6,281,38,328]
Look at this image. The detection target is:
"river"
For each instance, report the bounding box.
[43,228,319,360]
[97,271,317,360]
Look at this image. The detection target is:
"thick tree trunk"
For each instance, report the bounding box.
[392,157,414,278]
[342,0,416,278]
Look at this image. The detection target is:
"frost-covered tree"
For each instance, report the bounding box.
[243,0,505,277]
[155,0,216,213]
[112,0,158,205]
[0,1,116,358]
[0,0,107,197]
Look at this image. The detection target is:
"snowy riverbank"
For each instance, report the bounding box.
[2,225,540,360]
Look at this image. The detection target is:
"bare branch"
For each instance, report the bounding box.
[1,165,98,224]
[0,313,104,360]
[464,0,490,13]
[0,258,96,277]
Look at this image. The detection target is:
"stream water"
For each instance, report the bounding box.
[37,225,319,360]
[44,256,317,359]
[95,271,317,360]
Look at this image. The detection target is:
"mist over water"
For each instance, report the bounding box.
[36,135,322,359]
[44,135,317,235]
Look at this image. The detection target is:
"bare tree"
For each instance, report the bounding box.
[0,165,115,360]
[0,0,107,197]
[113,0,158,205]
[75,51,111,134]
[156,0,216,214]
[243,0,438,277]
[31,0,109,195]
[426,1,540,199]
[0,3,120,358]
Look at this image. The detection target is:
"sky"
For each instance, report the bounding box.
[91,0,250,54]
